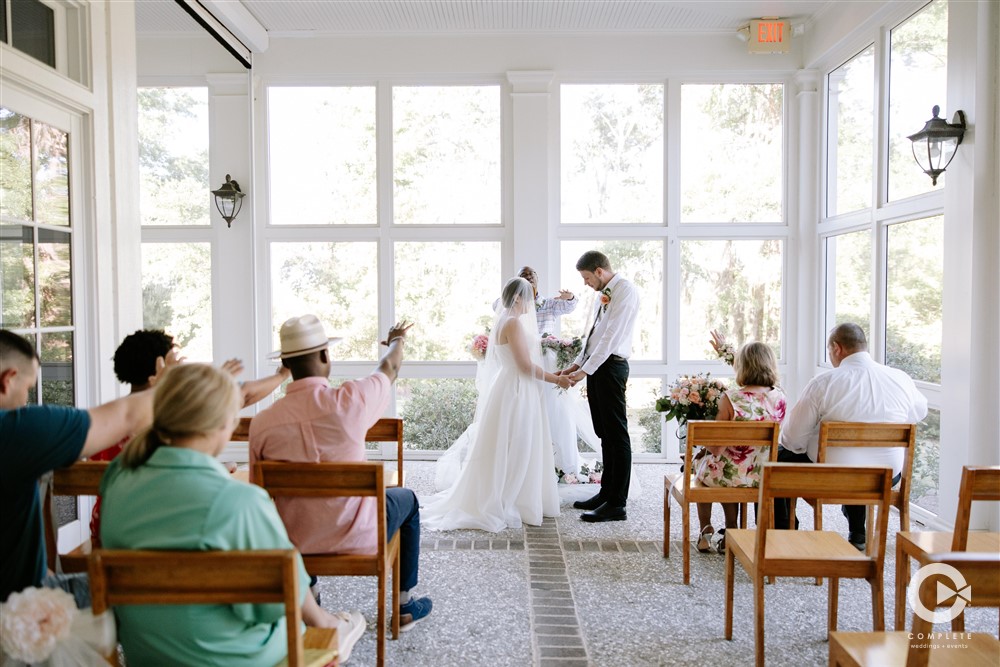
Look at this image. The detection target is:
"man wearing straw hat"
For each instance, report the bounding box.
[249,315,433,631]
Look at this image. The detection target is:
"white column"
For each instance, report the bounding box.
[939,0,1000,530]
[506,71,554,289]
[790,69,820,400]
[207,72,258,404]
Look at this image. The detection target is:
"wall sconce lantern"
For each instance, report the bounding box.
[907,105,967,186]
[211,174,245,227]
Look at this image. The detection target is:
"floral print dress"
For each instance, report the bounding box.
[694,386,787,488]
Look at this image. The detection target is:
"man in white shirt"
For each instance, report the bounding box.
[561,251,640,522]
[776,323,928,548]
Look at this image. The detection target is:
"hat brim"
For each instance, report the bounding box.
[268,337,343,360]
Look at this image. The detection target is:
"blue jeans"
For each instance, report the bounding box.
[308,487,421,593]
[42,572,91,609]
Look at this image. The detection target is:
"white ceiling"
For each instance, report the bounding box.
[136,0,832,36]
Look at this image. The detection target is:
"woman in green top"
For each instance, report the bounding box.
[100,363,364,666]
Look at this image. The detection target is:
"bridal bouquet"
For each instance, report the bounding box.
[540,334,583,370]
[469,332,489,360]
[654,373,730,425]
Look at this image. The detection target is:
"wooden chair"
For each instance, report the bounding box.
[663,420,780,585]
[234,416,405,486]
[255,461,400,667]
[894,465,1000,630]
[812,422,917,554]
[88,549,338,667]
[43,460,111,574]
[724,463,893,667]
[830,552,1000,666]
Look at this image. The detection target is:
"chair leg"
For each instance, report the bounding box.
[813,501,823,586]
[377,571,386,666]
[866,505,875,557]
[894,544,908,631]
[951,614,966,633]
[663,477,671,559]
[724,548,735,640]
[828,577,839,635]
[871,576,884,632]
[740,503,748,529]
[682,499,690,585]
[754,574,765,667]
[391,553,401,639]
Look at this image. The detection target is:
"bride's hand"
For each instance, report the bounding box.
[555,375,571,390]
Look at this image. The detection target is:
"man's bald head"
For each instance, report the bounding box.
[827,323,867,367]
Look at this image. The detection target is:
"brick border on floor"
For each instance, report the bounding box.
[420,538,662,553]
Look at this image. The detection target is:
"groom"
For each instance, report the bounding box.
[560,251,640,522]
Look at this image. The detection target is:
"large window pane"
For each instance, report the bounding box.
[40,331,73,406]
[888,0,947,202]
[138,88,209,226]
[34,120,69,226]
[269,87,376,225]
[37,228,71,326]
[827,46,874,216]
[628,377,664,455]
[558,240,663,361]
[825,230,871,360]
[886,216,942,383]
[270,242,378,360]
[397,378,477,452]
[141,242,212,361]
[394,241,500,360]
[911,408,940,514]
[0,109,33,221]
[393,86,500,225]
[681,84,783,223]
[0,224,35,328]
[560,84,663,224]
[679,239,783,359]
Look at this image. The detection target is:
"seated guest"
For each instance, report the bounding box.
[250,315,433,630]
[100,363,365,665]
[89,329,290,544]
[695,342,786,553]
[776,323,927,549]
[0,329,172,604]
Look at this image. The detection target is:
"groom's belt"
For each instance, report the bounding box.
[608,354,627,362]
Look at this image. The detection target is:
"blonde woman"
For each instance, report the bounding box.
[99,364,364,666]
[695,342,787,553]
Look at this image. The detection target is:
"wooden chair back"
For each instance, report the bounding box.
[89,549,310,667]
[253,461,400,665]
[908,552,1000,665]
[756,463,893,569]
[235,416,405,486]
[43,460,111,573]
[817,422,916,506]
[952,466,1000,551]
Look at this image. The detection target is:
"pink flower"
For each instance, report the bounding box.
[564,473,579,484]
[589,472,602,484]
[0,587,76,662]
[689,392,702,405]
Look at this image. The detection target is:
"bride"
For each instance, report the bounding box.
[422,277,571,531]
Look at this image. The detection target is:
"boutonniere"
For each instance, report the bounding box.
[599,288,612,312]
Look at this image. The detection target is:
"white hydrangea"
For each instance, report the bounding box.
[0,587,76,662]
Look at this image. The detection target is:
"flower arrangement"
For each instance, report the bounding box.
[469,332,489,360]
[556,461,604,484]
[599,287,612,312]
[715,341,736,366]
[654,372,730,425]
[0,587,76,663]
[540,334,583,370]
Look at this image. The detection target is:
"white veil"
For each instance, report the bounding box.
[434,277,542,491]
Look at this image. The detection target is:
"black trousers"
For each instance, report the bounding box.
[586,357,631,507]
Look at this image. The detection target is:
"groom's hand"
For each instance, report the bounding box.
[557,364,580,376]
[568,370,586,385]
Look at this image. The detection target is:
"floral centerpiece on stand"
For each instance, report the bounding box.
[540,334,583,370]
[468,332,489,360]
[654,373,731,447]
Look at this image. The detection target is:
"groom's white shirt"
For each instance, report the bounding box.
[576,273,640,375]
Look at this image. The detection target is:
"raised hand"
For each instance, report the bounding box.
[220,358,244,377]
[381,321,414,346]
[556,289,575,300]
[709,329,727,355]
[148,348,183,387]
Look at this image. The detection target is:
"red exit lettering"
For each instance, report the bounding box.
[757,22,784,43]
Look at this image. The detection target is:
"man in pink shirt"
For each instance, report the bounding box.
[249,315,432,630]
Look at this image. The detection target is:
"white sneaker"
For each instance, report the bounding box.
[334,610,366,664]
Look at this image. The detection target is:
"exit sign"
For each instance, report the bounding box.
[749,19,791,54]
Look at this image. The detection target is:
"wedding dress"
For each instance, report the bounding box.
[423,288,560,532]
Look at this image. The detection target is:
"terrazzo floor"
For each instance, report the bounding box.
[312,461,997,666]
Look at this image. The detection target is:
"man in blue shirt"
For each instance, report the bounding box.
[0,329,171,602]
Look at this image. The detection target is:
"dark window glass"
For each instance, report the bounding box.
[1,0,9,44]
[11,0,55,67]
